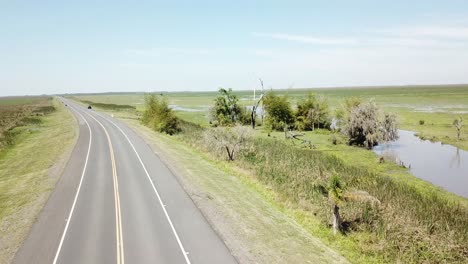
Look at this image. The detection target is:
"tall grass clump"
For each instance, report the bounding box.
[235,137,468,263]
[142,94,181,135]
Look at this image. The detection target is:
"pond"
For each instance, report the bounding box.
[168,104,207,112]
[373,130,468,198]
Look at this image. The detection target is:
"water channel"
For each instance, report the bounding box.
[373,130,468,198]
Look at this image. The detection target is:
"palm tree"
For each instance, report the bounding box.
[328,174,344,235]
[328,174,380,235]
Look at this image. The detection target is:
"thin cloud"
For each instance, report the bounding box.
[252,32,359,45]
[253,24,468,50]
[377,26,468,39]
[123,48,213,57]
[367,37,466,48]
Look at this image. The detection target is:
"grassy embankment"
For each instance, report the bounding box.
[77,86,468,263]
[176,123,467,263]
[0,97,77,263]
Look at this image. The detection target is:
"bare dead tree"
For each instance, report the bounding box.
[204,125,251,161]
[251,78,265,129]
[285,129,316,149]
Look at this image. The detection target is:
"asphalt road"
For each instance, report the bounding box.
[14,99,237,264]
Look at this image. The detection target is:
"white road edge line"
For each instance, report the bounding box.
[94,112,192,264]
[52,103,92,264]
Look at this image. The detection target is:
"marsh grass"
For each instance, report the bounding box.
[242,138,467,262]
[175,122,468,263]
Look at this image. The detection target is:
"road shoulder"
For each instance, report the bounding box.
[10,100,80,264]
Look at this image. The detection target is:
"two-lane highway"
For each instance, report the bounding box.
[14,99,237,264]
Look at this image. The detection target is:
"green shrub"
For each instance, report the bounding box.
[142,94,181,135]
[419,119,425,125]
[295,93,330,130]
[1,129,19,146]
[32,105,56,114]
[263,91,294,131]
[238,108,252,126]
[329,134,342,145]
[210,88,243,126]
[20,117,42,125]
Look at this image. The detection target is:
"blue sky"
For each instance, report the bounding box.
[1,1,468,96]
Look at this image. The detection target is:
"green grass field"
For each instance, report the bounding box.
[0,96,43,106]
[72,85,468,149]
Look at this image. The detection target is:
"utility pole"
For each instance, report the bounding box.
[253,83,256,101]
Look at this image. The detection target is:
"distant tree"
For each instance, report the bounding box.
[343,101,399,149]
[381,113,399,142]
[331,98,361,132]
[263,91,294,131]
[344,97,362,112]
[331,108,345,131]
[210,88,243,126]
[142,94,180,135]
[453,116,463,140]
[295,93,330,131]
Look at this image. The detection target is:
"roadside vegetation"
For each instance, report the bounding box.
[0,97,76,263]
[141,94,180,135]
[75,98,136,111]
[72,85,468,149]
[210,88,250,126]
[0,97,55,150]
[71,85,468,263]
[194,88,467,262]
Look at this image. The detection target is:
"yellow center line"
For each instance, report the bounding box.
[84,111,125,264]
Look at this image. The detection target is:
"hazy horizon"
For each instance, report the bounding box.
[2,1,468,96]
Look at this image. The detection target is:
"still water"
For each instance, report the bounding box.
[373,130,468,198]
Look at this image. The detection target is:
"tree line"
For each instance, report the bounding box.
[209,87,399,149]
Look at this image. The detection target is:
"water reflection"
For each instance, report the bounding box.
[373,130,467,198]
[450,148,461,168]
